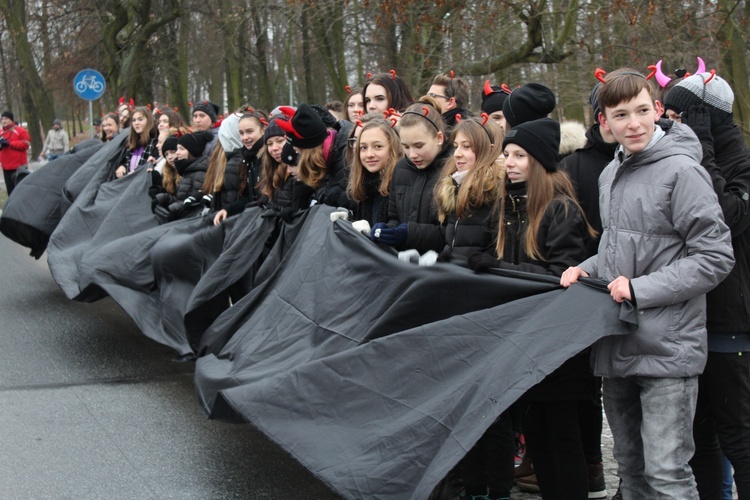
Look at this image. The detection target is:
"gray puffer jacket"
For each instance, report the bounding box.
[579,120,734,378]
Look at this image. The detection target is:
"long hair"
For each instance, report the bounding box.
[495,157,596,260]
[397,102,445,139]
[435,118,503,222]
[348,119,402,202]
[201,142,227,195]
[160,108,189,136]
[345,111,383,169]
[258,118,287,199]
[297,145,328,189]
[362,73,414,112]
[127,107,154,150]
[259,144,288,199]
[343,86,363,122]
[162,160,181,195]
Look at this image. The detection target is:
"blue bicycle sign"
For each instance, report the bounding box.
[73,69,106,101]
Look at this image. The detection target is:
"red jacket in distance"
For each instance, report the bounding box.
[0,124,31,171]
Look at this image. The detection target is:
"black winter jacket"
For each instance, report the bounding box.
[558,124,617,257]
[216,149,243,210]
[441,203,496,263]
[311,124,354,209]
[350,171,389,225]
[496,181,589,276]
[387,145,453,251]
[224,144,263,216]
[496,181,594,401]
[699,124,750,335]
[174,155,209,202]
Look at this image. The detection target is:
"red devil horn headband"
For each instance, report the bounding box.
[277,117,303,139]
[278,106,297,119]
[483,80,494,97]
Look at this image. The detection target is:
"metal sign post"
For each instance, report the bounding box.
[73,69,106,137]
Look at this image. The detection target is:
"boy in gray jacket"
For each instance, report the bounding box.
[560,68,735,499]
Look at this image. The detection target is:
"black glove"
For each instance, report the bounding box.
[682,105,713,145]
[0,138,9,149]
[468,252,501,272]
[278,206,297,223]
[310,104,338,128]
[153,192,172,208]
[168,201,185,219]
[183,195,199,206]
[201,194,213,208]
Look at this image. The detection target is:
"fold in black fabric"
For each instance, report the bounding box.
[194,206,634,499]
[0,143,104,258]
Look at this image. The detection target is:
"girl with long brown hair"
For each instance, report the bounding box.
[469,117,597,499]
[347,119,402,225]
[115,106,157,178]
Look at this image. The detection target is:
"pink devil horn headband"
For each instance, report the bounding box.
[654,60,671,88]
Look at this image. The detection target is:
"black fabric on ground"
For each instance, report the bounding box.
[194,205,635,499]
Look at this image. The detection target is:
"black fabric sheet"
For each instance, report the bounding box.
[0,143,104,258]
[194,206,635,499]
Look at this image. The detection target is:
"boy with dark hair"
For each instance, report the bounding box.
[560,68,735,498]
[427,72,471,128]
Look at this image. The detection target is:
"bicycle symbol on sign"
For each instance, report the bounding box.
[75,75,104,93]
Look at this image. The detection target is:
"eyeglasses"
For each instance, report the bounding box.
[427,93,449,100]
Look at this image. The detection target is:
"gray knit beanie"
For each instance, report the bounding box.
[663,72,734,127]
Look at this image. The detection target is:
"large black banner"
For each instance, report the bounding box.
[194,206,635,499]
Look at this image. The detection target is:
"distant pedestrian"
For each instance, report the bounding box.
[0,111,31,196]
[40,119,70,161]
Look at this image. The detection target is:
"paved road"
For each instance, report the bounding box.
[0,235,337,499]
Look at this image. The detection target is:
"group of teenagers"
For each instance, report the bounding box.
[80,63,747,500]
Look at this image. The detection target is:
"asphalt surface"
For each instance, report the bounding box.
[0,235,338,499]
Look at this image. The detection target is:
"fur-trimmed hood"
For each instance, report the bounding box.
[559,121,587,158]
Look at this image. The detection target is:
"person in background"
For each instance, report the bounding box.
[427,71,472,130]
[480,80,512,132]
[39,119,70,162]
[0,110,30,195]
[117,97,134,129]
[362,71,414,115]
[343,86,364,122]
[100,113,120,142]
[191,100,221,155]
[93,119,102,138]
[325,101,344,121]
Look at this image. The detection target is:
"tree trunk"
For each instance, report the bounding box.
[0,0,56,152]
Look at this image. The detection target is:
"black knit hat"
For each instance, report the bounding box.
[502,83,556,128]
[2,111,14,122]
[589,83,602,119]
[177,131,211,158]
[263,118,286,143]
[481,80,510,114]
[502,118,560,172]
[277,104,328,149]
[192,100,219,123]
[161,136,179,156]
[281,140,299,166]
[663,72,734,129]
